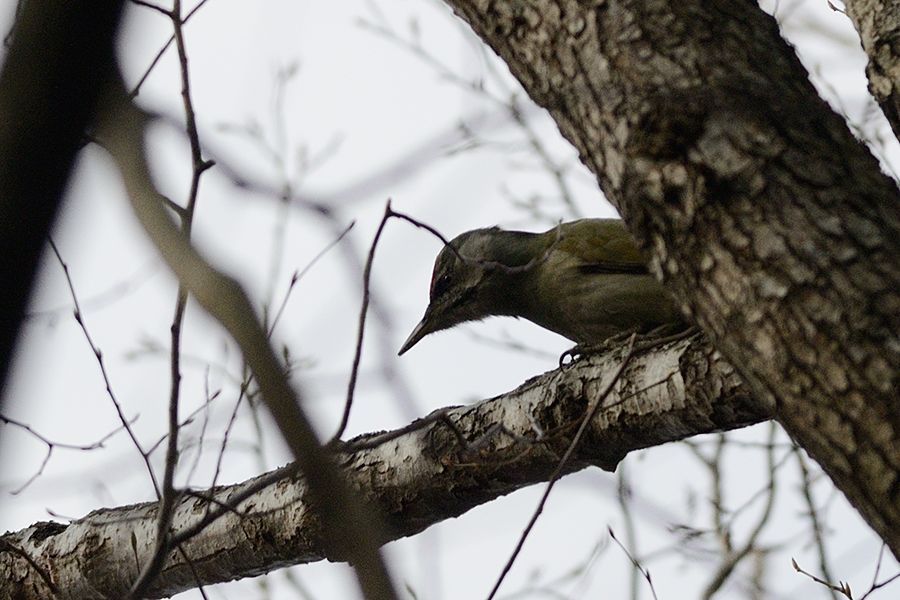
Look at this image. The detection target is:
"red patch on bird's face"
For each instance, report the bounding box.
[430,269,452,300]
[429,267,439,293]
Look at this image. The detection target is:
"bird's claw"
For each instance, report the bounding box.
[632,323,698,350]
[558,347,581,368]
[558,324,692,368]
[558,338,623,368]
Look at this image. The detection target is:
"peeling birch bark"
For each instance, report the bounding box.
[0,336,767,599]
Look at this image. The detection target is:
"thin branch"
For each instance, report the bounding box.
[791,558,853,598]
[24,259,159,321]
[616,464,642,600]
[185,368,216,483]
[212,220,354,488]
[860,544,900,600]
[389,206,564,274]
[486,334,637,599]
[130,0,169,17]
[267,220,355,338]
[210,368,252,489]
[129,0,213,97]
[609,527,659,600]
[129,0,214,592]
[329,200,394,444]
[48,238,159,494]
[793,544,900,600]
[701,423,780,600]
[358,11,583,219]
[794,447,839,600]
[0,538,59,594]
[0,413,130,494]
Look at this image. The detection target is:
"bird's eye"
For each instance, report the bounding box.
[432,272,452,298]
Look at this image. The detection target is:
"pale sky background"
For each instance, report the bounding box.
[1,1,898,599]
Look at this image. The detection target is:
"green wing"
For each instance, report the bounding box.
[548,219,649,274]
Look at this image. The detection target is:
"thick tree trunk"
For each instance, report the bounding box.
[441,0,900,556]
[844,0,900,140]
[0,336,769,599]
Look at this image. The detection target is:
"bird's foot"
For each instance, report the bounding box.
[632,323,698,351]
[558,323,699,367]
[559,329,638,368]
[558,344,597,367]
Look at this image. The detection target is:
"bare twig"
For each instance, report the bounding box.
[791,558,853,598]
[609,527,659,600]
[130,0,168,16]
[129,0,214,592]
[794,447,838,600]
[267,220,355,338]
[0,538,59,594]
[358,10,583,219]
[486,334,637,599]
[329,200,395,444]
[860,544,900,600]
[185,368,216,483]
[24,259,159,322]
[129,0,213,97]
[213,219,354,488]
[497,540,608,599]
[0,413,130,494]
[616,464,642,600]
[388,206,564,275]
[210,370,253,489]
[701,423,779,599]
[49,239,159,494]
[792,543,900,600]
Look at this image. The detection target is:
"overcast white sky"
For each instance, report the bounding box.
[1,1,898,598]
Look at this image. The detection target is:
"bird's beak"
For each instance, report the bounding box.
[398,312,434,356]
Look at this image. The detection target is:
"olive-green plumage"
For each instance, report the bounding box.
[399,219,682,355]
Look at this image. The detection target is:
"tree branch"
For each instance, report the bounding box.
[94,79,398,600]
[843,0,900,140]
[0,334,771,599]
[0,0,125,414]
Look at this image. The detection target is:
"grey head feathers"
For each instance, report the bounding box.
[397,227,539,355]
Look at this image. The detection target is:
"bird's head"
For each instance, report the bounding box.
[398,226,537,355]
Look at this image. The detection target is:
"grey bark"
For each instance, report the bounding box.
[441,0,900,557]
[0,336,770,599]
[844,0,900,139]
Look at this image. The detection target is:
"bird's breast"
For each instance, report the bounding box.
[521,267,680,344]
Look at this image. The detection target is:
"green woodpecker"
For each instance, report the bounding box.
[398,219,682,355]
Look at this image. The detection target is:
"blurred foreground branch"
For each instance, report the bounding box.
[90,79,397,600]
[0,0,124,415]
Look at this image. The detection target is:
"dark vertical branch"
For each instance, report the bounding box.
[0,0,125,409]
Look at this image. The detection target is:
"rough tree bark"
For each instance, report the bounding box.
[0,336,770,598]
[440,0,900,556]
[844,0,900,139]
